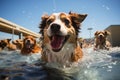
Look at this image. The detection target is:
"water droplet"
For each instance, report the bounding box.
[112,61,117,65]
[84,70,87,74]
[108,65,112,69]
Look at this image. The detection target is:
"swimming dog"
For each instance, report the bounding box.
[12,39,23,50]
[0,39,17,51]
[39,12,87,66]
[21,36,42,55]
[94,30,111,50]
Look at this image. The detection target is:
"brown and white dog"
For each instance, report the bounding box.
[0,39,17,51]
[21,36,42,55]
[39,12,87,66]
[94,30,111,50]
[12,39,23,50]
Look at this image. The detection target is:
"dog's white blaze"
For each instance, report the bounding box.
[47,13,67,36]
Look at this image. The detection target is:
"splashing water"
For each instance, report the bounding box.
[79,47,120,80]
[0,47,120,80]
[0,50,41,68]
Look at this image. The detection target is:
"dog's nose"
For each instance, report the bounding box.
[27,40,30,43]
[50,24,60,33]
[99,35,103,38]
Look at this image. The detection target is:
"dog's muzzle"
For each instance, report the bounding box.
[98,34,104,42]
[25,40,33,49]
[48,23,69,52]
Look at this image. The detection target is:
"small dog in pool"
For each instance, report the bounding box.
[12,39,23,50]
[94,30,111,50]
[0,39,17,51]
[21,36,42,55]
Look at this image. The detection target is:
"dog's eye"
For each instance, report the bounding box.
[63,19,70,26]
[47,19,53,25]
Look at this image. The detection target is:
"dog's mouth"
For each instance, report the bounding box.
[25,42,33,49]
[49,35,69,52]
[99,35,104,41]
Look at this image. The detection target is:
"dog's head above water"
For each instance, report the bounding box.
[23,36,36,49]
[40,12,87,52]
[94,30,111,50]
[39,12,87,65]
[0,39,11,49]
[95,30,110,42]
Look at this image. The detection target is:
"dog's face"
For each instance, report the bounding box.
[12,39,23,45]
[95,30,110,41]
[40,12,87,52]
[12,39,23,49]
[0,39,11,49]
[23,36,36,49]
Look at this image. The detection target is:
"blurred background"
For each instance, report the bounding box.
[0,0,120,39]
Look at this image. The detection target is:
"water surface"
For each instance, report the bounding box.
[0,47,120,80]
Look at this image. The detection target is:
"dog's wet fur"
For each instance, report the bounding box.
[94,30,111,50]
[39,12,87,66]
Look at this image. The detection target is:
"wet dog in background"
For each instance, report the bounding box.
[94,30,111,50]
[0,40,3,51]
[21,36,42,55]
[39,12,87,66]
[0,39,17,51]
[12,39,23,50]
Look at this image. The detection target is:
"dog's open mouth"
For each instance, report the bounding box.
[25,42,33,49]
[50,35,69,52]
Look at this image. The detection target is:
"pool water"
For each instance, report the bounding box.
[0,47,120,80]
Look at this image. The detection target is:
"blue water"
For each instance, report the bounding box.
[0,47,120,80]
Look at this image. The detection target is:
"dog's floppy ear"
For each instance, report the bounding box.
[94,31,99,36]
[23,37,26,43]
[41,14,49,21]
[33,38,37,47]
[33,38,36,44]
[7,39,11,43]
[69,11,87,24]
[104,30,110,35]
[39,14,49,35]
[69,12,87,36]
